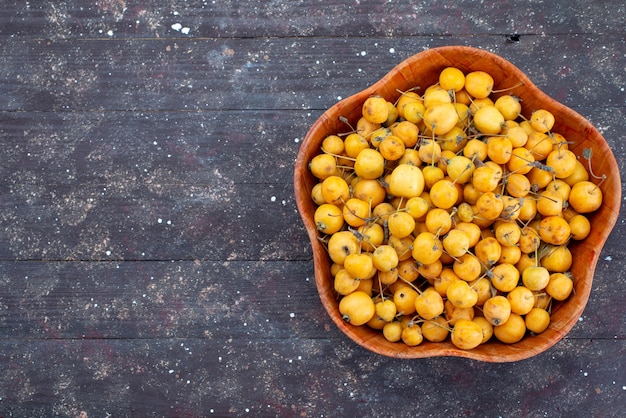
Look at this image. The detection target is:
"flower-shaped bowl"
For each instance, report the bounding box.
[294,46,621,362]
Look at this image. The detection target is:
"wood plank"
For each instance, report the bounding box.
[0,337,623,417]
[0,260,322,340]
[0,110,303,186]
[0,257,623,341]
[2,103,621,194]
[1,34,625,112]
[0,180,310,261]
[1,0,624,40]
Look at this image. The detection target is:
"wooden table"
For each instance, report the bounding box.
[1,1,624,416]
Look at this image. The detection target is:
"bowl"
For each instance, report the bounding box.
[294,46,621,362]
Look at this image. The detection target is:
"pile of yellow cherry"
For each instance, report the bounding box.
[308,66,603,350]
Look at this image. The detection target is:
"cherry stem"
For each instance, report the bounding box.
[591,175,607,192]
[491,81,525,93]
[584,147,606,181]
[398,274,424,295]
[338,116,356,135]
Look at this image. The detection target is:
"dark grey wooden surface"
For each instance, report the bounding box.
[0,1,624,417]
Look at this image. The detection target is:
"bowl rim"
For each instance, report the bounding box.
[294,45,622,362]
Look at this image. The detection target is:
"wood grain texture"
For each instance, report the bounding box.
[0,338,624,417]
[1,0,624,39]
[1,35,625,112]
[0,0,625,416]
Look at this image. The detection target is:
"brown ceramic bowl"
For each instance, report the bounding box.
[294,46,621,362]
